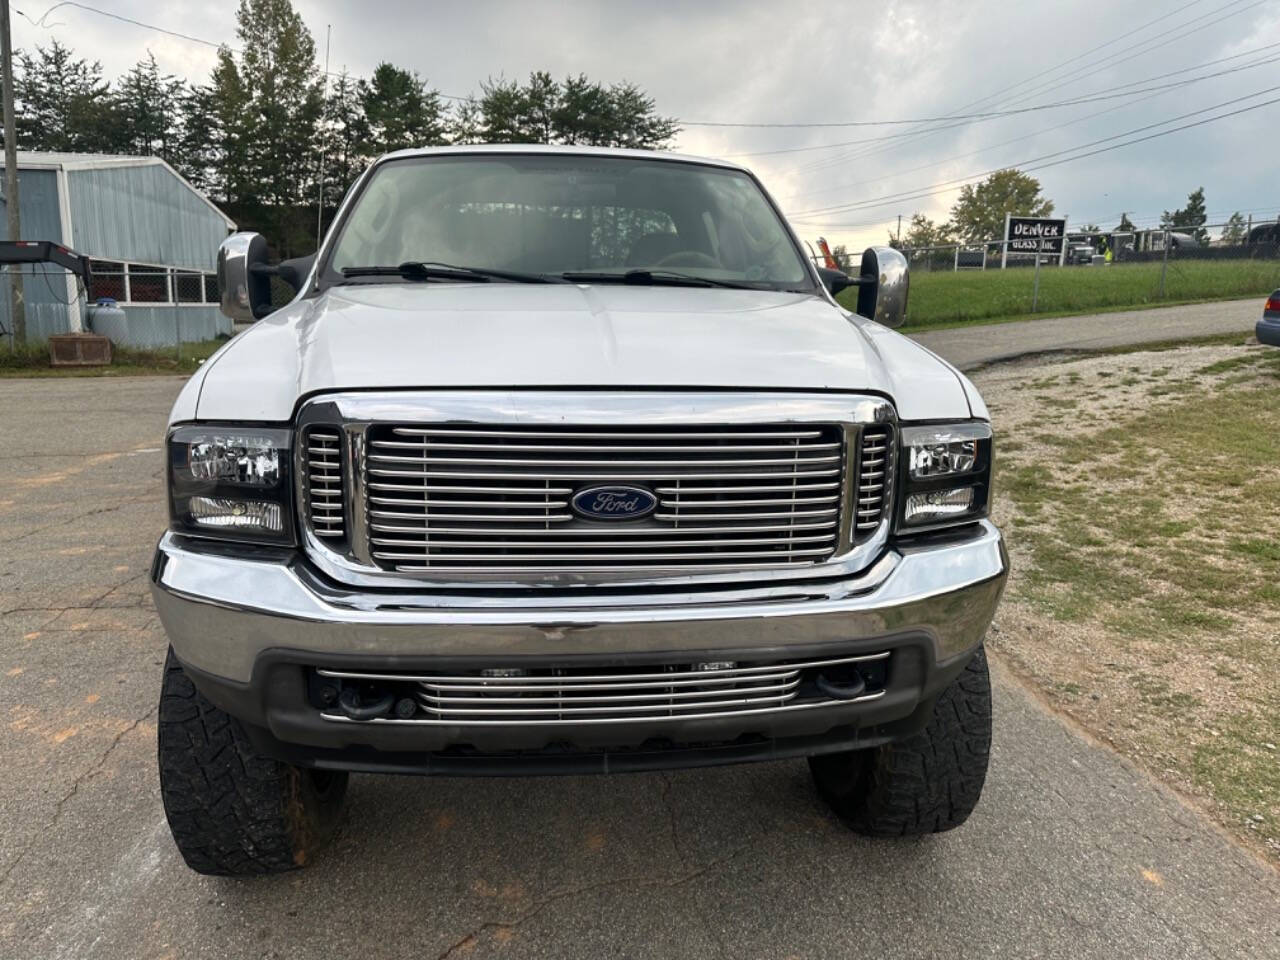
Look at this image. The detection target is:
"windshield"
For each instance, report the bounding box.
[325,154,814,291]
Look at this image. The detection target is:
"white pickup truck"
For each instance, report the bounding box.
[151,145,1007,875]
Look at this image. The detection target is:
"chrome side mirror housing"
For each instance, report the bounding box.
[857,245,909,328]
[217,232,272,322]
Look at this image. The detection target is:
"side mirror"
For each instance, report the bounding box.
[856,246,910,328]
[275,253,317,293]
[817,266,857,297]
[217,232,272,322]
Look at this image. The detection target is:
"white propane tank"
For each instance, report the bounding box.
[87,298,128,344]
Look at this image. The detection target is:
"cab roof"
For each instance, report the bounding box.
[377,143,748,172]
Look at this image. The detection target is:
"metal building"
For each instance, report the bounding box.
[0,152,236,347]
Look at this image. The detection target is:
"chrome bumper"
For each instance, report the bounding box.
[150,521,1008,686]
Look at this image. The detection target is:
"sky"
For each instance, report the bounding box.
[13,0,1280,253]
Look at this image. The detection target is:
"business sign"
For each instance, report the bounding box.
[1002,215,1067,267]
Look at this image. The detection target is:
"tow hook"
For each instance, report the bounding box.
[336,687,395,721]
[815,671,868,701]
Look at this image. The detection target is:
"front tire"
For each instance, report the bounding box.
[157,648,348,876]
[809,647,992,835]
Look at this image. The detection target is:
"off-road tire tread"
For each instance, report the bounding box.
[157,649,346,876]
[810,647,992,836]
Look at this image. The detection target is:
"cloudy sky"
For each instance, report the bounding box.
[15,0,1280,251]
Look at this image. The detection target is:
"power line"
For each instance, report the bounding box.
[784,0,1266,176]
[19,0,474,94]
[786,85,1280,225]
[693,53,1276,133]
[726,43,1280,161]
[771,42,1280,204]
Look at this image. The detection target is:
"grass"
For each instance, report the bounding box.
[837,258,1279,330]
[986,343,1280,858]
[0,338,226,377]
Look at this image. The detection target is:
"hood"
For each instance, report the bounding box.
[188,284,973,422]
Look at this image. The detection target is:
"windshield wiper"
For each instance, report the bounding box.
[341,262,565,284]
[560,269,760,289]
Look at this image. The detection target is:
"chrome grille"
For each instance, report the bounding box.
[304,429,345,539]
[317,652,889,726]
[854,426,893,539]
[363,424,847,573]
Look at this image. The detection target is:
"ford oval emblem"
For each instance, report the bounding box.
[570,484,658,521]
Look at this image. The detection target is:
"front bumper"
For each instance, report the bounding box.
[151,521,1007,771]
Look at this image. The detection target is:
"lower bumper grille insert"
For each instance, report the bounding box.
[315,652,889,726]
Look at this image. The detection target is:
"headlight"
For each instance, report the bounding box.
[897,422,992,531]
[167,426,294,544]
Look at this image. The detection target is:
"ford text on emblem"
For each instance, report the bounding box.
[570,485,658,521]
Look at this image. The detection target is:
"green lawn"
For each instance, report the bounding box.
[837,258,1280,330]
[0,339,227,377]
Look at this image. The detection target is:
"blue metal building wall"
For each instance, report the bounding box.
[0,169,80,343]
[66,162,233,346]
[66,163,230,270]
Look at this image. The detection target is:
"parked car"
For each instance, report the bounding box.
[1258,289,1280,346]
[153,145,1007,875]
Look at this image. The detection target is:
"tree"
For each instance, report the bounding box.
[1116,212,1136,232]
[114,52,186,163]
[14,40,122,152]
[447,96,483,144]
[359,62,446,154]
[1160,186,1208,243]
[829,243,854,272]
[894,213,956,252]
[234,0,324,254]
[319,69,366,202]
[179,47,251,204]
[479,76,539,142]
[477,72,677,148]
[600,80,678,149]
[552,73,613,144]
[1220,211,1247,244]
[949,169,1053,244]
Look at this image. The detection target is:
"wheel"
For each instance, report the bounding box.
[809,647,992,836]
[157,648,347,875]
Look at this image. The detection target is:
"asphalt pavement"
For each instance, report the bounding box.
[911,297,1259,370]
[2,303,1277,959]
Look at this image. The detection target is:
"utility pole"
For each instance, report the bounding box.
[896,214,902,246]
[1,0,24,346]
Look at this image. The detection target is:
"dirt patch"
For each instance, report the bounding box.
[973,340,1280,861]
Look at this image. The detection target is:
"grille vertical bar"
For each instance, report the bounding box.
[854,426,893,539]
[305,429,345,539]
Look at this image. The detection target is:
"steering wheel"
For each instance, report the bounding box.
[654,250,721,269]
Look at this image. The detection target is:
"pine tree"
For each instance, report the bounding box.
[114,52,186,163]
[181,47,251,204]
[234,0,323,254]
[359,63,446,154]
[447,96,483,144]
[14,40,123,152]
[319,69,366,200]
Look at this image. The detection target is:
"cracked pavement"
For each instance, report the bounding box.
[2,371,1278,960]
